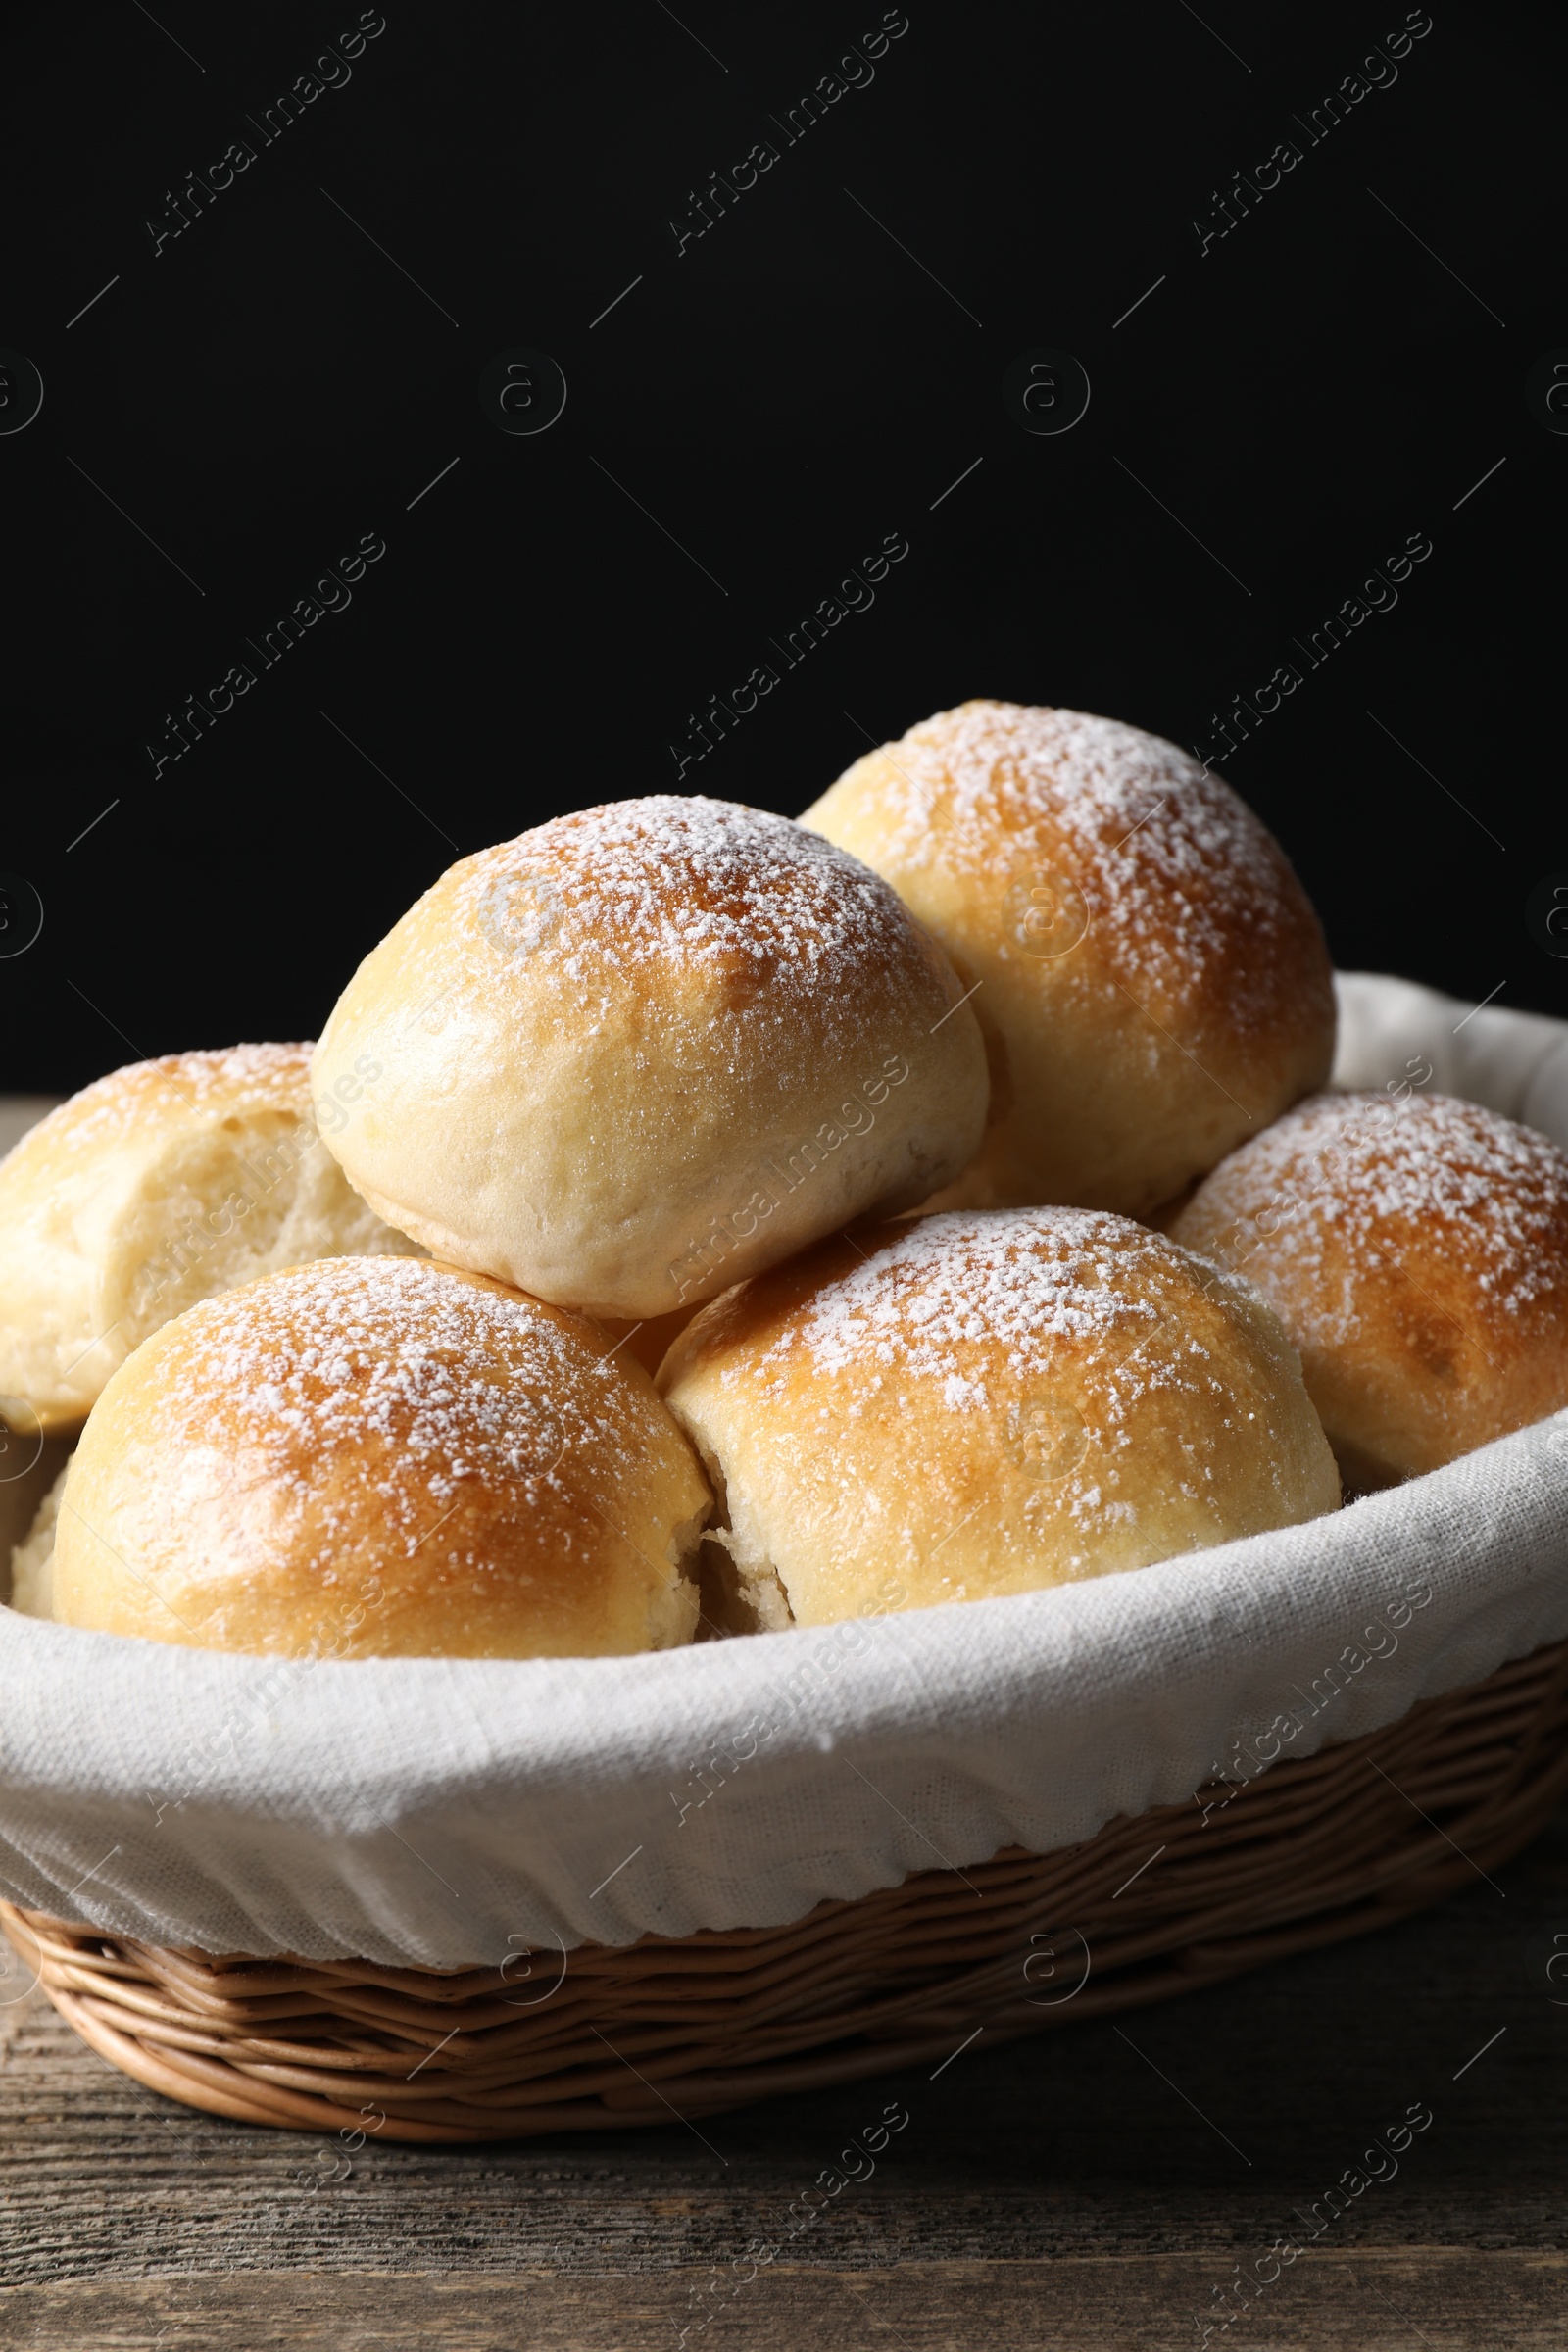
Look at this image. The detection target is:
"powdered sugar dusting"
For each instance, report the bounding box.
[704,1206,1320,1569]
[760,1207,1255,1418]
[1183,1092,1568,1338]
[164,1256,653,1540]
[451,795,933,1033]
[862,702,1308,1023]
[24,1043,315,1155]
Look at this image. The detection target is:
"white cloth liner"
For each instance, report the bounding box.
[0,972,1564,1967]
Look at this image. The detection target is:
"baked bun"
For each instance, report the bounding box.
[801,702,1334,1218]
[0,1047,418,1435]
[660,1206,1338,1629]
[311,797,989,1319]
[51,1256,710,1658]
[1172,1091,1568,1489]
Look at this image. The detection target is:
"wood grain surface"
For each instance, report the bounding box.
[3,1799,1566,2348]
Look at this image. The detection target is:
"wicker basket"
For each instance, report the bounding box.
[7,1636,1566,2143]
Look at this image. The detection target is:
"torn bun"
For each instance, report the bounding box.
[0,1046,417,1435]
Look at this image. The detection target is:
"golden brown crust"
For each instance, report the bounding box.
[52,1257,710,1658]
[1172,1091,1568,1482]
[660,1206,1339,1627]
[0,1046,417,1432]
[310,797,989,1318]
[801,702,1335,1217]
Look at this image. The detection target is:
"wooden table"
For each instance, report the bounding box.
[3,1797,1564,2350]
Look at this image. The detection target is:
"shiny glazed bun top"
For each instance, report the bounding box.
[801,702,1335,1218]
[52,1256,710,1658]
[0,1045,417,1436]
[1173,1090,1568,1488]
[312,797,990,1319]
[660,1206,1339,1631]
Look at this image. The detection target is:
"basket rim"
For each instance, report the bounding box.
[3,1411,1567,1969]
[10,1630,1568,2139]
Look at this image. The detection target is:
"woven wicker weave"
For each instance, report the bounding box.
[6,1638,1567,2143]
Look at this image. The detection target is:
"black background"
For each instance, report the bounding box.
[1,0,1562,1095]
